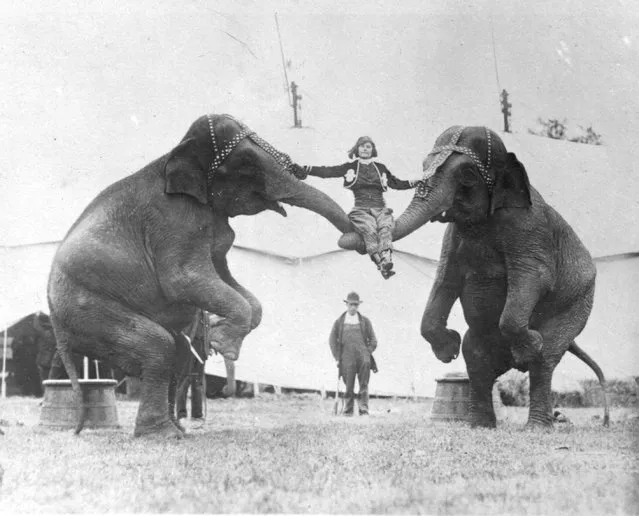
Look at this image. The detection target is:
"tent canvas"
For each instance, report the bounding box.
[3,242,636,398]
[1,127,637,398]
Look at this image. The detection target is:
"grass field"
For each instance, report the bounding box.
[0,394,637,514]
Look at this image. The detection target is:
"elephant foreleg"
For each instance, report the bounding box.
[213,256,262,331]
[211,218,262,330]
[421,225,462,363]
[499,262,551,367]
[186,280,251,361]
[158,251,252,361]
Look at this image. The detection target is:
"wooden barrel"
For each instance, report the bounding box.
[431,372,471,422]
[40,379,120,429]
[431,373,506,422]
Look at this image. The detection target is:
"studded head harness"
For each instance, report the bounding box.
[205,114,296,186]
[416,126,494,199]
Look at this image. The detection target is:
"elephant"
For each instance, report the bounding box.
[48,113,351,439]
[342,125,609,428]
[6,312,58,396]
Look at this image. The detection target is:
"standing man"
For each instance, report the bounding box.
[32,312,56,385]
[329,292,378,416]
[176,309,210,422]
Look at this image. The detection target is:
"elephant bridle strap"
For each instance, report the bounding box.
[206,114,296,185]
[416,126,494,199]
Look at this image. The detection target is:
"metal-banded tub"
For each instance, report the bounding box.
[430,372,505,422]
[430,373,471,422]
[40,379,120,429]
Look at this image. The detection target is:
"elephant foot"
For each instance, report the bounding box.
[208,326,243,361]
[428,329,461,363]
[524,416,554,430]
[511,338,543,368]
[134,419,184,439]
[210,341,238,361]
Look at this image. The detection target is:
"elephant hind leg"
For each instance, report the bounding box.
[47,320,86,433]
[55,296,183,439]
[105,317,183,439]
[527,288,595,428]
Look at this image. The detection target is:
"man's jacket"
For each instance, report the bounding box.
[329,312,378,363]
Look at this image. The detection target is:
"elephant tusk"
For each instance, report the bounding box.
[189,342,205,364]
[182,333,204,364]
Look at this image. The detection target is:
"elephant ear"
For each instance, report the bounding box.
[490,152,532,214]
[164,137,208,205]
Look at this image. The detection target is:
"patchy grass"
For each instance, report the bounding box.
[0,395,637,514]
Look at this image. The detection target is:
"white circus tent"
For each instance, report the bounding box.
[2,126,637,396]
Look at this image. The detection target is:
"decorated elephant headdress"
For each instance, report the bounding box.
[416,125,531,213]
[164,114,301,205]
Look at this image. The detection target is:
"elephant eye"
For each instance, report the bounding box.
[238,153,262,173]
[243,154,258,166]
[460,167,478,186]
[227,155,258,177]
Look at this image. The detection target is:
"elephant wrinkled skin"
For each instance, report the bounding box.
[47,114,351,438]
[389,126,609,428]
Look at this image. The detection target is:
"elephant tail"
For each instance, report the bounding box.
[568,341,610,427]
[55,328,86,435]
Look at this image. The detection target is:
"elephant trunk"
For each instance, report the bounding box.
[283,180,352,234]
[338,188,449,252]
[392,188,450,240]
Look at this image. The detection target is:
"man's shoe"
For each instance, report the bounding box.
[380,269,396,280]
[359,410,369,416]
[343,411,354,417]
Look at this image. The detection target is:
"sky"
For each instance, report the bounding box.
[1,0,638,246]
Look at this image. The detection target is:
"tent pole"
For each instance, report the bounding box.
[1,325,8,399]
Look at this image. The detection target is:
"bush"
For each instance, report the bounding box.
[497,371,529,407]
[527,118,603,145]
[581,378,638,407]
[552,390,584,408]
[497,373,638,408]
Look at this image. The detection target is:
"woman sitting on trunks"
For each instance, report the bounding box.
[296,136,418,279]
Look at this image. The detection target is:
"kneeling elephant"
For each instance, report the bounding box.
[48,114,351,438]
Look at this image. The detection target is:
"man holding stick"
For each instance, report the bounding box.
[329,292,378,416]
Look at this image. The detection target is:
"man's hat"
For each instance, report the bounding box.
[344,292,362,304]
[347,136,378,159]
